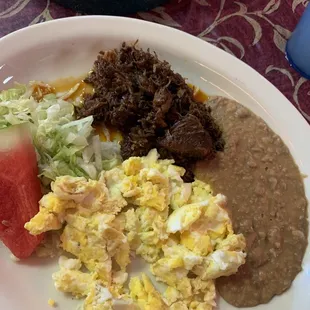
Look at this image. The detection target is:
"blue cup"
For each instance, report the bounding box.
[286,5,310,79]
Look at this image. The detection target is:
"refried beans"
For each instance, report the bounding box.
[196,96,308,307]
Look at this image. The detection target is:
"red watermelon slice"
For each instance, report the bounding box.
[0,125,43,259]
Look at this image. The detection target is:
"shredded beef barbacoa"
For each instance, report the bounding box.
[76,43,224,181]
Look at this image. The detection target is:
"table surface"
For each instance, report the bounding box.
[1,0,310,121]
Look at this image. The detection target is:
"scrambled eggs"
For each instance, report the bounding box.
[25,149,246,309]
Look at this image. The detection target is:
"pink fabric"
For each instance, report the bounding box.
[1,0,310,121]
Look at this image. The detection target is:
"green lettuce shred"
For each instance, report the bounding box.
[0,82,122,182]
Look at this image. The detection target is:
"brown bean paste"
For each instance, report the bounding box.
[196,96,308,307]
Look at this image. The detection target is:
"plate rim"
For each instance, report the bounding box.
[1,15,309,130]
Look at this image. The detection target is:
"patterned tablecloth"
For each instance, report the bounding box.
[1,0,310,121]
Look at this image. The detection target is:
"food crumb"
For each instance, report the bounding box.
[48,299,56,307]
[9,254,20,262]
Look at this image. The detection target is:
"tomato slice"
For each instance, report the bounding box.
[0,125,43,259]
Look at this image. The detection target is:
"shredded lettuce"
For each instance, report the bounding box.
[0,84,27,101]
[0,82,122,182]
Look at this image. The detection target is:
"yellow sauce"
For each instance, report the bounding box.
[194,88,208,102]
[49,75,94,101]
[188,83,209,102]
[94,125,123,142]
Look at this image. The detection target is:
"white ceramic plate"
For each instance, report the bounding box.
[0,16,309,310]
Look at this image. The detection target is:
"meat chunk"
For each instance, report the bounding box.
[158,114,214,159]
[76,43,224,179]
